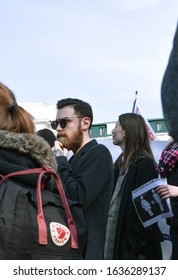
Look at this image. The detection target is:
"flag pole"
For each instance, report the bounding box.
[131,91,158,140]
[132,91,138,113]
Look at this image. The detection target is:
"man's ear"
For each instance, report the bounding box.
[81,117,91,131]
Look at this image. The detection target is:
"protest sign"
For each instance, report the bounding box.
[132,178,173,228]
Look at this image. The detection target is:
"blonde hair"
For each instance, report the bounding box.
[0,82,35,133]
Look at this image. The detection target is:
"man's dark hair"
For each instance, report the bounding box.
[57,98,93,127]
[36,128,56,148]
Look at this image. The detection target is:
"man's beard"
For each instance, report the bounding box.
[57,124,83,154]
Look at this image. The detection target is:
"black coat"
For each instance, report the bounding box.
[113,157,163,260]
[56,139,114,260]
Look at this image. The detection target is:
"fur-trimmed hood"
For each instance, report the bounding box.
[0,130,57,171]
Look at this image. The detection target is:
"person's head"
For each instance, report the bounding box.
[112,113,154,173]
[51,98,93,153]
[36,128,56,148]
[0,82,35,133]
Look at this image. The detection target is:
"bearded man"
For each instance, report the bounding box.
[51,98,113,260]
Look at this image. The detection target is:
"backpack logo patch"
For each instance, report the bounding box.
[50,222,70,246]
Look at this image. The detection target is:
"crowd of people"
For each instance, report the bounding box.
[0,23,178,260]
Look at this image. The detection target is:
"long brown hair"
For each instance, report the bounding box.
[0,82,35,133]
[116,113,155,174]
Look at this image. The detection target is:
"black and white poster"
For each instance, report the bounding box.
[132,178,173,228]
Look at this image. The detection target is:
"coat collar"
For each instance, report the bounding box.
[0,130,57,171]
[69,139,97,166]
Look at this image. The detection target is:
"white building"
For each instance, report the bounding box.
[19,102,57,132]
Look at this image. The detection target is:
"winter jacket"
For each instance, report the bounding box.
[0,130,87,260]
[0,130,57,188]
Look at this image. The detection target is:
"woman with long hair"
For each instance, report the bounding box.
[104,113,163,260]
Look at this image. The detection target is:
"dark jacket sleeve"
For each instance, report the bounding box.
[161,24,178,143]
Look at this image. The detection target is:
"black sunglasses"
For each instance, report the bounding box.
[50,117,81,130]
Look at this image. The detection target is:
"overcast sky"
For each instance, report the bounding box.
[0,0,178,123]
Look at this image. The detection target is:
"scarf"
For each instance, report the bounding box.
[157,141,178,177]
